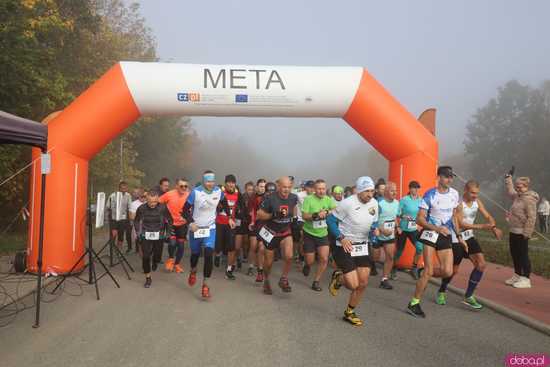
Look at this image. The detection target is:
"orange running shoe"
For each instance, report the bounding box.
[165,258,175,272]
[174,264,184,273]
[188,271,197,287]
[201,284,211,299]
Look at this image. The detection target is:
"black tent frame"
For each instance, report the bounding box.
[0,110,48,328]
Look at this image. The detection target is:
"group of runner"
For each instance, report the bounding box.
[109,165,505,326]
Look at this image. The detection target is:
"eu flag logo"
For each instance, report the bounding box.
[235,94,248,103]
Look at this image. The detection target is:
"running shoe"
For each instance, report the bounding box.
[379,279,393,290]
[263,280,273,295]
[174,264,184,273]
[462,296,483,310]
[214,255,221,268]
[225,270,236,280]
[188,271,197,287]
[436,292,447,305]
[504,273,520,286]
[343,309,363,327]
[144,277,152,288]
[165,258,175,272]
[278,277,292,293]
[201,285,211,299]
[311,281,322,292]
[302,264,311,277]
[255,271,264,283]
[390,268,398,280]
[329,270,343,297]
[407,302,426,318]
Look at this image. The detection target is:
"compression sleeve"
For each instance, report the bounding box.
[181,201,194,224]
[327,213,341,238]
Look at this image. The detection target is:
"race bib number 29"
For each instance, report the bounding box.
[350,243,369,257]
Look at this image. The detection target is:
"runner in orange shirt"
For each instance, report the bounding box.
[159,178,190,273]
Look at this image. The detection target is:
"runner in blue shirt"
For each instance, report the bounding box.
[376,182,400,290]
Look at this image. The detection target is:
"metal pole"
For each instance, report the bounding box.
[33,169,47,328]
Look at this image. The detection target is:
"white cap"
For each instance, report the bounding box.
[355,176,375,193]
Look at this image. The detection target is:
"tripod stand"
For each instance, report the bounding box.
[97,235,134,280]
[51,202,120,300]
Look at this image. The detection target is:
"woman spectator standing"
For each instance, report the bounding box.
[504,174,539,289]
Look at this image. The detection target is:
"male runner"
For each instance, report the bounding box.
[301,179,337,291]
[436,180,503,309]
[215,174,241,280]
[159,178,190,273]
[181,170,234,298]
[248,179,267,281]
[237,181,255,266]
[376,182,400,290]
[297,180,314,273]
[370,179,387,275]
[394,181,423,280]
[331,185,344,205]
[256,176,298,295]
[407,166,466,318]
[326,176,380,326]
[134,191,173,288]
[129,188,146,254]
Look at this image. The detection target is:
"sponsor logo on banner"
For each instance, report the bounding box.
[235,94,248,103]
[177,92,201,103]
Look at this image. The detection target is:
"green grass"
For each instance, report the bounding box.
[0,232,26,255]
[475,230,550,279]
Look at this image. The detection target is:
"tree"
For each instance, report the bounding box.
[465,80,550,200]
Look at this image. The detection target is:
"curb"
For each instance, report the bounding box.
[429,278,550,337]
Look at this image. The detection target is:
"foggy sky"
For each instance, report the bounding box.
[136,0,550,175]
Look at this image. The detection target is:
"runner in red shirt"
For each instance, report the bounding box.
[159,178,190,273]
[247,179,267,282]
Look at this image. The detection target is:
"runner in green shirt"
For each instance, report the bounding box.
[302,179,337,291]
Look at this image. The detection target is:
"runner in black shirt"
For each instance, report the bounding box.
[257,176,298,294]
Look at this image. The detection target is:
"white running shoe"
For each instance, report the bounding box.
[505,274,520,286]
[512,276,532,289]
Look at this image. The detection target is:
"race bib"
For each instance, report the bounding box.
[420,230,439,244]
[461,229,474,241]
[312,220,327,229]
[235,219,242,227]
[145,231,160,240]
[350,243,369,257]
[259,227,274,243]
[383,221,396,231]
[407,221,417,231]
[194,228,210,238]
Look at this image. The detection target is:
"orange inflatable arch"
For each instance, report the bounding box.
[27,62,438,273]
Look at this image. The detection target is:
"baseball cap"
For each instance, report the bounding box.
[305,180,315,188]
[225,174,237,183]
[409,180,421,189]
[437,166,456,178]
[332,186,344,194]
[355,176,375,193]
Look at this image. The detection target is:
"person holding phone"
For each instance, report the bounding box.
[504,169,539,288]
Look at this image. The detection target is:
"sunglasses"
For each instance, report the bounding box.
[179,184,188,188]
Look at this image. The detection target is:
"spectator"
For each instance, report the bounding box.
[537,197,549,233]
[504,175,539,289]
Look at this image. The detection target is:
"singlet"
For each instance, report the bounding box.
[186,186,224,228]
[216,190,239,225]
[461,200,479,226]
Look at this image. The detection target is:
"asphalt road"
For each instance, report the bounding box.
[1,252,548,367]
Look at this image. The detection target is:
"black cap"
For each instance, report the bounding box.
[437,166,456,178]
[305,180,315,188]
[289,175,295,182]
[409,180,421,189]
[225,174,237,183]
[266,182,276,192]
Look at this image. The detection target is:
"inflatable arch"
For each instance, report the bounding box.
[27,62,438,273]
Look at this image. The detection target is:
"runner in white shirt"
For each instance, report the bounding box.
[407,166,467,318]
[326,176,380,327]
[437,180,503,309]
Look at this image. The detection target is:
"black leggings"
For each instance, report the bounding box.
[509,233,531,278]
[190,247,214,278]
[538,214,548,233]
[141,240,163,274]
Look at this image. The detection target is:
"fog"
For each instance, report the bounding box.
[137,0,550,183]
